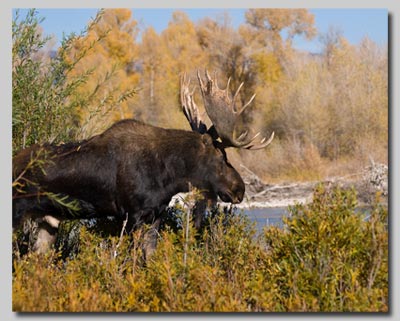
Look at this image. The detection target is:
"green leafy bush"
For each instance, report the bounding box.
[13,9,83,150]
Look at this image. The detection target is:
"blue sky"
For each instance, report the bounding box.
[13,8,388,53]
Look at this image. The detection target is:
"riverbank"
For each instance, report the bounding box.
[222,161,388,209]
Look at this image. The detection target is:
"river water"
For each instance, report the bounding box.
[243,207,289,232]
[243,205,373,234]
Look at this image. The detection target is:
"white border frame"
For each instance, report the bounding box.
[2,1,397,320]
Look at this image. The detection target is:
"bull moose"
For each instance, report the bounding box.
[12,70,274,256]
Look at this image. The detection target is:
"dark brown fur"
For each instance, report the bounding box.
[13,119,245,237]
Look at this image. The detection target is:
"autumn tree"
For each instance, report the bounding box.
[136,26,164,124]
[67,9,139,139]
[244,9,316,58]
[195,9,316,123]
[196,14,256,107]
[267,32,387,176]
[243,9,316,99]
[135,11,207,129]
[319,25,344,69]
[322,36,388,161]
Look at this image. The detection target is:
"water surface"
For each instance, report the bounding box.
[243,207,288,232]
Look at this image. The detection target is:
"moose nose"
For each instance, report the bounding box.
[232,193,244,204]
[231,197,241,204]
[230,187,244,204]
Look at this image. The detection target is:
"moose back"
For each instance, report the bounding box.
[13,70,274,254]
[12,119,245,251]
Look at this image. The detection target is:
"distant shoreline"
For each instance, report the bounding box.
[172,162,388,210]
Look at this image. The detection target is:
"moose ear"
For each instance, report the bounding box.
[201,134,213,146]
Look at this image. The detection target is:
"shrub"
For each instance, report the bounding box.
[259,184,388,311]
[12,185,388,312]
[12,9,89,151]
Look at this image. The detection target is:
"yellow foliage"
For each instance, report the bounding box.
[134,11,207,129]
[12,188,388,312]
[66,9,139,139]
[252,51,282,83]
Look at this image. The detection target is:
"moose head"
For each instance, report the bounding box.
[179,70,275,227]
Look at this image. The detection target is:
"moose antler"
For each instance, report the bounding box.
[180,72,208,134]
[196,70,274,150]
[180,71,274,150]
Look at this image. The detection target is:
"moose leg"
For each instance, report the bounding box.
[193,200,206,230]
[193,191,217,230]
[125,209,161,260]
[142,217,161,260]
[33,215,60,254]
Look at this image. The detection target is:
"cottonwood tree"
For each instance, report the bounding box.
[67,9,139,139]
[136,11,207,128]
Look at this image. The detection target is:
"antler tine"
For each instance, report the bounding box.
[180,72,186,108]
[180,73,192,110]
[180,73,192,122]
[237,93,256,116]
[232,127,275,150]
[236,130,249,142]
[213,70,219,89]
[205,69,212,82]
[242,131,275,150]
[197,69,206,93]
[180,72,207,134]
[232,82,244,113]
[225,77,231,99]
